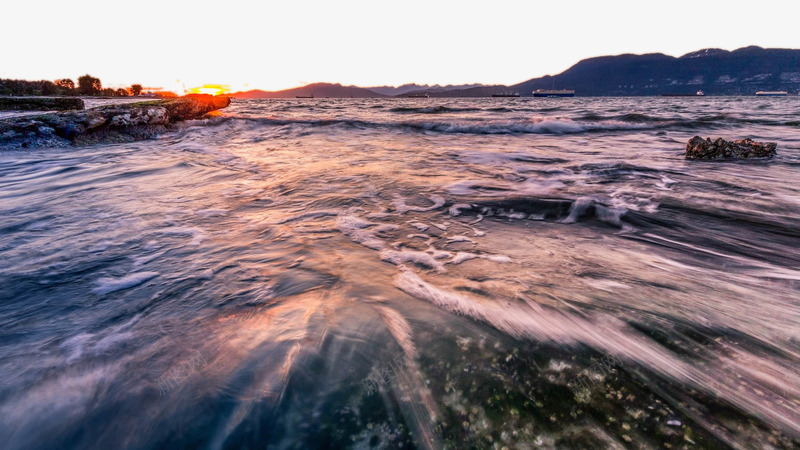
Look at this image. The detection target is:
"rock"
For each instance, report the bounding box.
[0,96,85,111]
[166,94,231,121]
[0,94,229,148]
[685,136,777,160]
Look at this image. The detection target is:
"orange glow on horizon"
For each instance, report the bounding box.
[187,84,230,96]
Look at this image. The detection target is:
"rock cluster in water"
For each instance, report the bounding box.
[685,136,777,160]
[0,94,230,148]
[0,96,85,111]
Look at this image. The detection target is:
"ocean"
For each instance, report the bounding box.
[1,97,799,449]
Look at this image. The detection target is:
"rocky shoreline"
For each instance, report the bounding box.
[0,94,230,149]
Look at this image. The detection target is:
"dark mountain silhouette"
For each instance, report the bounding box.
[510,46,800,96]
[401,85,515,98]
[228,47,800,98]
[229,83,386,99]
[366,83,485,96]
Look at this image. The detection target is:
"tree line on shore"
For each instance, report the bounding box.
[0,75,143,97]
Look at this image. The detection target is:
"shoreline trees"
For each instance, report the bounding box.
[1,75,144,97]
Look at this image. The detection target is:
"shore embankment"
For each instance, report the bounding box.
[0,94,230,148]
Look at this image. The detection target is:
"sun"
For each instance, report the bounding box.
[186,84,230,96]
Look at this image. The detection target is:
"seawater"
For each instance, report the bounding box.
[1,97,799,449]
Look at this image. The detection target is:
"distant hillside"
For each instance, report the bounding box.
[229,83,385,99]
[366,83,485,96]
[511,46,800,96]
[402,85,515,98]
[229,47,800,98]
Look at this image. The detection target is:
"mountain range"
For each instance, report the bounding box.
[228,46,800,98]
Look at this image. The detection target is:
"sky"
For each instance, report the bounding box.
[2,0,798,94]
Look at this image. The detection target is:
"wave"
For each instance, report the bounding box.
[230,115,655,136]
[388,106,482,114]
[575,112,793,128]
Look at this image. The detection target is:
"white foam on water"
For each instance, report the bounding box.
[467,226,486,237]
[468,215,484,225]
[407,233,432,240]
[594,204,627,227]
[429,249,453,260]
[197,269,215,280]
[392,194,446,214]
[336,215,373,230]
[409,221,429,231]
[92,271,160,295]
[485,254,512,263]
[449,204,473,216]
[560,197,595,224]
[449,252,481,265]
[447,252,511,265]
[658,175,678,188]
[380,250,446,272]
[394,267,800,436]
[504,211,527,220]
[446,235,475,244]
[337,214,386,250]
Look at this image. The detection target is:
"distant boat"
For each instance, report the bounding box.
[491,92,520,97]
[661,90,705,97]
[295,94,314,99]
[406,93,430,98]
[532,89,575,98]
[755,91,788,97]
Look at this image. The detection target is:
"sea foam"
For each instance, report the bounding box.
[92,272,160,295]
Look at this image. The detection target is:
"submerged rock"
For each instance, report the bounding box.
[685,136,777,160]
[0,94,230,148]
[0,96,85,111]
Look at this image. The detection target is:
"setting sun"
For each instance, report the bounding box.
[186,84,230,96]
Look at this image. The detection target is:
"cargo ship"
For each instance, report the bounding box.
[295,94,314,99]
[532,89,575,98]
[406,93,430,98]
[755,91,788,97]
[491,92,521,97]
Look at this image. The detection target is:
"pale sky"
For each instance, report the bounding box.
[2,0,797,93]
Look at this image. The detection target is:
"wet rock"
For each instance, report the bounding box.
[685,136,777,160]
[164,94,231,121]
[0,96,85,111]
[0,94,230,148]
